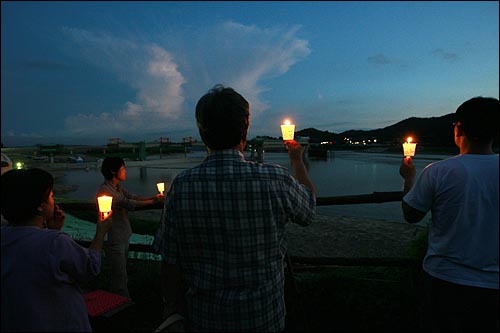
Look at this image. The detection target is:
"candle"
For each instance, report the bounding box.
[402,137,417,157]
[281,119,295,141]
[97,195,113,218]
[156,182,165,194]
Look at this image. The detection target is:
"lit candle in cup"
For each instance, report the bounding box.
[281,119,295,141]
[97,195,113,219]
[156,182,165,195]
[402,137,417,157]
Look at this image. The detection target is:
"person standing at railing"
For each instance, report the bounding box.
[399,96,499,332]
[153,84,316,332]
[96,157,165,299]
[1,168,113,332]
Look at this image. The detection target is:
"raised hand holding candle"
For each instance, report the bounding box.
[156,182,165,195]
[281,119,295,141]
[97,195,113,219]
[402,137,417,157]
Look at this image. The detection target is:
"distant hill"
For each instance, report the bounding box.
[297,113,456,146]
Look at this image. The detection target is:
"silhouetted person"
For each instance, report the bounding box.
[96,157,164,298]
[399,97,499,332]
[153,84,316,331]
[1,168,112,332]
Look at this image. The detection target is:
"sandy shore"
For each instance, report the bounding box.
[285,215,427,259]
[129,210,427,260]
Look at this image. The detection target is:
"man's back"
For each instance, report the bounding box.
[159,150,315,331]
[404,154,499,288]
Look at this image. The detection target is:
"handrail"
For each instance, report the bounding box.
[58,191,403,211]
[316,191,403,206]
[58,201,163,211]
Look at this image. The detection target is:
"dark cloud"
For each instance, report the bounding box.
[367,54,392,65]
[432,48,459,62]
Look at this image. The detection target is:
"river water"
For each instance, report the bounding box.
[56,151,453,224]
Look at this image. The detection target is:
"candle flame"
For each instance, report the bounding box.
[283,119,291,126]
[407,137,413,143]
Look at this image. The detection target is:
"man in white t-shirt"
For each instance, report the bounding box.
[399,96,499,332]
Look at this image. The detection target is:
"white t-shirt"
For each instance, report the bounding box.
[404,154,499,289]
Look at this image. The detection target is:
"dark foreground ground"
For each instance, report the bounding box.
[82,258,430,332]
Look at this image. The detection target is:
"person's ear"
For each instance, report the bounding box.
[455,121,466,137]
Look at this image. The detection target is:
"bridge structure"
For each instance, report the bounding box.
[248,137,310,162]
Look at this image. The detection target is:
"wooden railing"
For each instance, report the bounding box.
[60,191,419,268]
[59,191,403,210]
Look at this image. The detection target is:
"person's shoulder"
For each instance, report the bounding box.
[49,229,82,247]
[2,227,68,246]
[43,228,71,239]
[447,154,499,165]
[96,180,110,190]
[96,180,119,194]
[424,155,461,169]
[175,164,202,178]
[259,162,289,172]
[249,161,294,180]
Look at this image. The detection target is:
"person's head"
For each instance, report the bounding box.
[195,84,250,150]
[455,97,499,144]
[1,168,55,225]
[101,157,126,181]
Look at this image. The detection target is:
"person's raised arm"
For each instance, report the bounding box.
[399,157,426,223]
[285,140,316,196]
[399,156,416,195]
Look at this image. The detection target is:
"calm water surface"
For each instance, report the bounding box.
[57,151,452,223]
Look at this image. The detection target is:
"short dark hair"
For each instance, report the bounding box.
[456,97,499,143]
[195,84,250,150]
[101,157,125,180]
[1,168,54,225]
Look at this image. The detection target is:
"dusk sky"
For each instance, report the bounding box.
[2,1,499,147]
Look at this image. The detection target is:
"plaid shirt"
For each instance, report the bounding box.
[154,150,315,332]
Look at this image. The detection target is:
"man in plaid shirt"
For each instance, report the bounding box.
[154,84,316,332]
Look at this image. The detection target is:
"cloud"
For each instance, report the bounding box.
[59,21,310,140]
[216,21,311,115]
[432,48,459,62]
[61,27,186,136]
[367,53,392,65]
[175,21,311,115]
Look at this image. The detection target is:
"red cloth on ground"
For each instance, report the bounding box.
[84,290,129,317]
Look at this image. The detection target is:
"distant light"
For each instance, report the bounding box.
[16,162,23,169]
